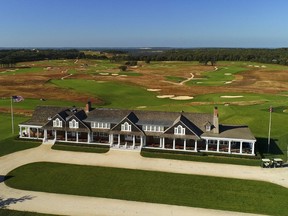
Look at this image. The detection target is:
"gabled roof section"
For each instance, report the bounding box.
[111,112,143,134]
[20,106,70,126]
[165,114,202,138]
[125,112,139,124]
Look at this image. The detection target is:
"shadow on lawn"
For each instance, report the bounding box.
[256,137,283,156]
[0,175,35,209]
[0,195,34,209]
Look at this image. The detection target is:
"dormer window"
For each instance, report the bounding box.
[205,122,212,132]
[69,119,79,129]
[53,118,62,127]
[174,125,185,135]
[121,122,131,132]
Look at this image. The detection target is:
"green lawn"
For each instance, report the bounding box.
[0,114,41,156]
[50,79,183,108]
[0,67,44,76]
[165,75,186,83]
[141,149,260,166]
[0,98,83,111]
[6,162,288,216]
[52,143,110,153]
[187,65,247,86]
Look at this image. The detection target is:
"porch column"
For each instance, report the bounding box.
[44,129,47,140]
[216,140,220,152]
[132,135,136,149]
[240,141,243,154]
[228,140,231,153]
[205,139,208,151]
[28,127,31,138]
[19,127,23,137]
[54,130,57,141]
[36,128,39,139]
[65,131,67,142]
[76,132,79,143]
[251,142,255,155]
[173,139,176,150]
[87,133,90,143]
[118,134,120,147]
[195,140,198,152]
[109,134,113,144]
[140,136,143,148]
[184,139,187,151]
[162,138,165,149]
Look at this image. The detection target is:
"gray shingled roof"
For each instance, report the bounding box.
[85,108,213,132]
[202,125,256,140]
[20,106,70,126]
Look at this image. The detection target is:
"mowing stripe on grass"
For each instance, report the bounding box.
[6,162,288,216]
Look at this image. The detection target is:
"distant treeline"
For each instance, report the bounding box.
[0,49,85,67]
[125,48,288,65]
[1,48,288,67]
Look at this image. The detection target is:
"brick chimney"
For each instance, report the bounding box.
[85,101,92,113]
[213,107,219,134]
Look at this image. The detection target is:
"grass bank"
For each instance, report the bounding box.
[52,142,110,153]
[141,148,261,166]
[6,162,288,216]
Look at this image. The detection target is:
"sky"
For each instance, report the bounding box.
[1,0,288,48]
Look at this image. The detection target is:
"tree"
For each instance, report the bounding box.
[119,65,127,71]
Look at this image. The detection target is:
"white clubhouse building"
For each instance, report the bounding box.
[19,103,256,156]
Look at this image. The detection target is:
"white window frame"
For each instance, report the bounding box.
[174,125,185,135]
[205,124,211,132]
[143,124,164,132]
[121,122,131,132]
[53,118,62,128]
[91,122,110,129]
[69,119,79,129]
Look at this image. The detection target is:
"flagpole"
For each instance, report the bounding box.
[11,96,14,134]
[267,106,272,153]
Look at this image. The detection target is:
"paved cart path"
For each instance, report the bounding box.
[1,144,287,216]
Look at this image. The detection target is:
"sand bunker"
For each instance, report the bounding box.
[120,75,127,77]
[137,106,147,109]
[224,73,231,75]
[99,73,109,75]
[111,73,119,76]
[147,89,161,92]
[225,81,232,84]
[221,95,243,98]
[157,95,175,99]
[171,96,194,100]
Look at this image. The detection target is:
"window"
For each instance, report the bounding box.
[69,119,79,128]
[121,122,131,131]
[143,125,164,132]
[205,124,211,132]
[174,125,185,135]
[53,118,62,127]
[91,122,110,129]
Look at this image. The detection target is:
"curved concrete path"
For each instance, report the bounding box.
[1,144,287,215]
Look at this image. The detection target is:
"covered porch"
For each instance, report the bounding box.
[201,137,256,155]
[145,135,200,152]
[111,133,144,150]
[19,124,44,140]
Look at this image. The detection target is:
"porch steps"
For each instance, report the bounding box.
[42,139,56,145]
[110,144,141,151]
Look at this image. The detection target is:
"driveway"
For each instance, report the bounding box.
[1,144,287,216]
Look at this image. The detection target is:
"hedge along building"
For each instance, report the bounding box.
[19,102,256,156]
